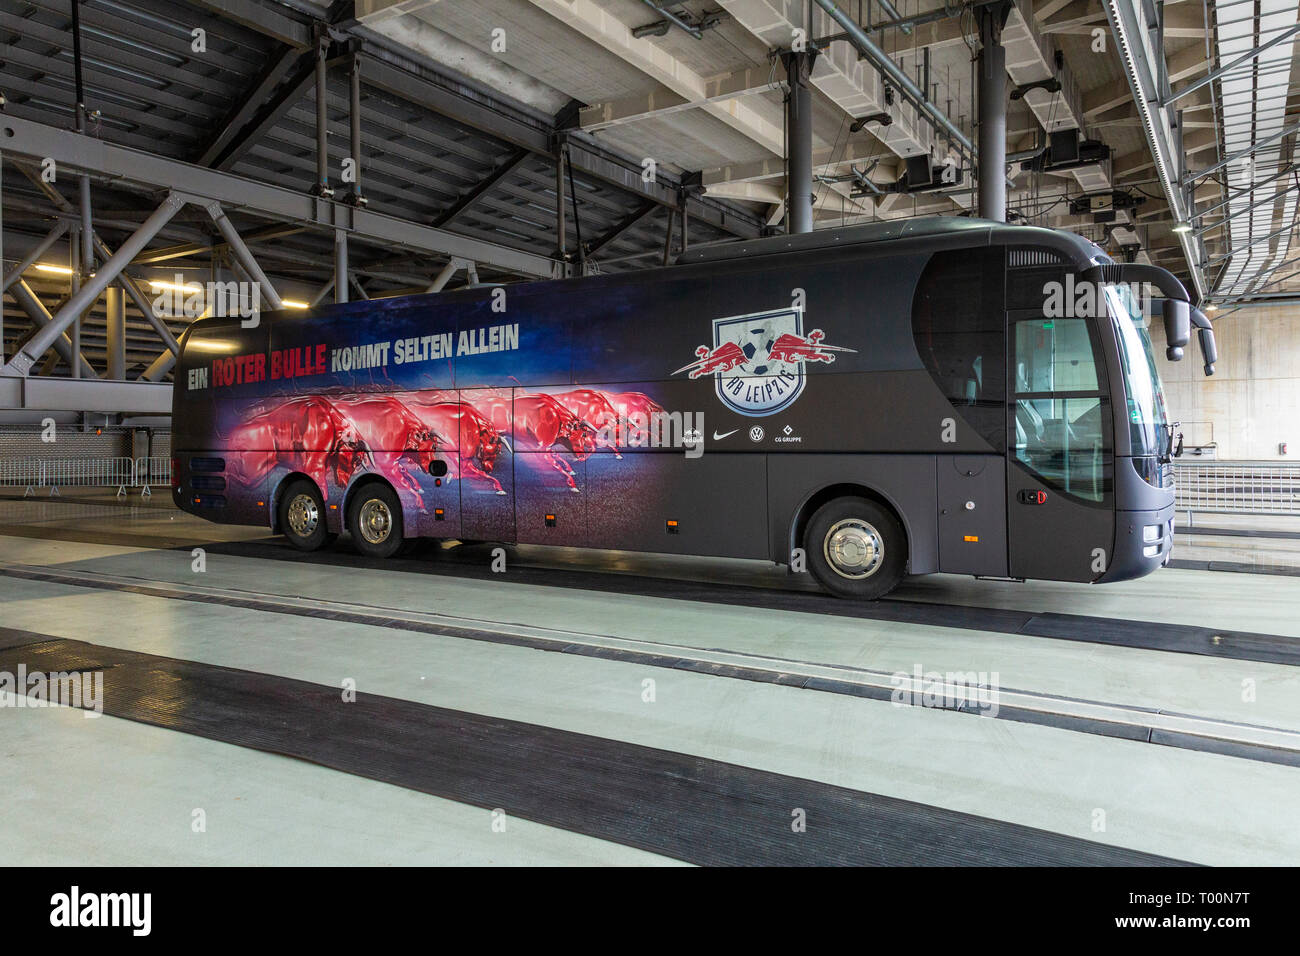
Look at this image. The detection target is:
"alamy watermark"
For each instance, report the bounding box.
[595,407,705,459]
[0,664,104,717]
[151,273,261,325]
[1042,276,1152,321]
[889,664,1000,717]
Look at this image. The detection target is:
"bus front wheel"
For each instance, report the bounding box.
[279,479,334,552]
[804,497,905,600]
[347,483,405,559]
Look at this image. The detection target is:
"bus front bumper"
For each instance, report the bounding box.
[1099,504,1175,583]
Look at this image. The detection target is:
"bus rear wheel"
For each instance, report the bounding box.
[804,497,905,600]
[347,483,404,559]
[279,479,334,552]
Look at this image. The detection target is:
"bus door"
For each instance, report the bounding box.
[1006,310,1115,582]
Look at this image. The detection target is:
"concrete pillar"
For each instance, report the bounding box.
[782,51,816,234]
[106,284,125,380]
[69,230,81,379]
[978,3,1011,222]
[334,229,348,304]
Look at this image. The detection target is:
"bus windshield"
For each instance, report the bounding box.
[1104,283,1170,458]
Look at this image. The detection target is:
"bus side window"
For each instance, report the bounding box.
[911,248,1006,450]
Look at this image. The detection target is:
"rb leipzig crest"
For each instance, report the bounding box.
[673,307,854,417]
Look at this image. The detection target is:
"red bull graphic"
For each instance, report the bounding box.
[404,397,507,495]
[768,329,852,365]
[473,390,598,492]
[217,386,647,510]
[674,341,748,380]
[605,391,667,447]
[674,308,854,417]
[330,396,443,511]
[551,388,624,457]
[222,396,371,499]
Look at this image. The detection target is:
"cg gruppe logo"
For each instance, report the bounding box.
[673,307,855,417]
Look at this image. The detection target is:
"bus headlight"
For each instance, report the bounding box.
[1143,524,1162,543]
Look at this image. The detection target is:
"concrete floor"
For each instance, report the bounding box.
[2,493,1299,865]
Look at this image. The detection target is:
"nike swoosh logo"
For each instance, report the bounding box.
[712,429,739,441]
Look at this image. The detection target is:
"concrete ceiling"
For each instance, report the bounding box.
[357,0,1192,269]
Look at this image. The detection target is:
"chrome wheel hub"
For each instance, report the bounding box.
[358,498,393,545]
[824,518,883,579]
[286,493,319,537]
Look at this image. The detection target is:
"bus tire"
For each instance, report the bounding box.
[804,497,905,600]
[347,483,404,559]
[279,479,331,552]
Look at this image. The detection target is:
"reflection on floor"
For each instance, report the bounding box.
[1,491,1298,865]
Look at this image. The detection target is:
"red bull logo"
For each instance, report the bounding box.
[674,308,854,416]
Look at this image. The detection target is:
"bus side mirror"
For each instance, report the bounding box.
[1162,298,1190,360]
[1197,327,1217,376]
[1190,307,1216,376]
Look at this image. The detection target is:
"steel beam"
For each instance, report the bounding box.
[0,115,560,278]
[196,48,304,166]
[555,144,567,260]
[349,54,364,205]
[141,349,177,383]
[1,221,70,293]
[92,231,182,356]
[1194,179,1300,238]
[2,193,186,377]
[1105,0,1204,299]
[180,0,312,49]
[1204,219,1299,267]
[587,201,657,256]
[313,27,332,197]
[426,258,467,293]
[1186,120,1300,182]
[1166,24,1300,107]
[436,150,530,227]
[0,375,172,414]
[209,53,317,171]
[10,162,181,357]
[206,202,284,311]
[133,225,307,265]
[6,280,96,379]
[311,277,336,306]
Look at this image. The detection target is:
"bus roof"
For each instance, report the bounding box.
[675,215,1109,271]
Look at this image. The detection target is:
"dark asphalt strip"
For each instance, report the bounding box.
[0,628,1191,866]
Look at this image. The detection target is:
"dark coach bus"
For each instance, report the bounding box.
[171,216,1216,599]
